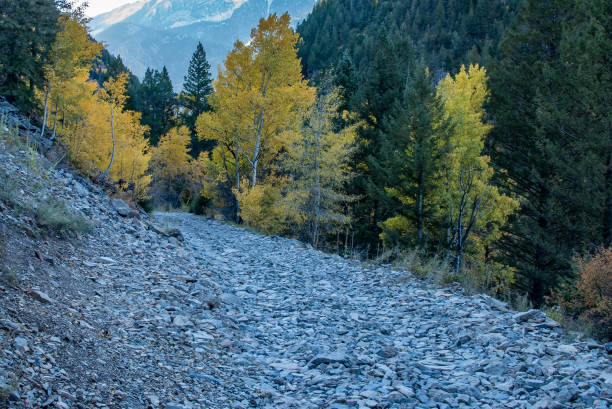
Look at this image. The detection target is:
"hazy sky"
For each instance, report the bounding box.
[86,0,137,17]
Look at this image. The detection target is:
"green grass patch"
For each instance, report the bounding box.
[35,199,92,234]
[0,168,91,235]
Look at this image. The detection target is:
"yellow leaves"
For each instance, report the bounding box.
[279,86,358,244]
[151,126,192,181]
[98,72,129,109]
[437,64,492,167]
[206,12,315,187]
[59,71,151,200]
[235,183,286,234]
[435,64,518,255]
[148,126,199,206]
[48,14,102,82]
[380,215,414,247]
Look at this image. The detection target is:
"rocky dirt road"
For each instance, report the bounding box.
[152,211,611,409]
[0,127,610,408]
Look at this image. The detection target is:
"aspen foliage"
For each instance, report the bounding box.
[149,126,193,207]
[435,65,518,271]
[61,72,151,200]
[280,87,358,248]
[197,13,315,222]
[196,94,248,193]
[235,181,287,235]
[38,13,102,138]
[210,13,314,187]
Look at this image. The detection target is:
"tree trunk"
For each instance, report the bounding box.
[166,177,171,211]
[417,183,423,246]
[234,132,241,223]
[455,203,464,273]
[51,94,59,140]
[40,86,50,138]
[251,157,258,187]
[250,108,265,187]
[102,102,116,178]
[344,227,349,252]
[312,111,322,249]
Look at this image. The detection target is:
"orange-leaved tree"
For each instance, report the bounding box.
[574,248,612,339]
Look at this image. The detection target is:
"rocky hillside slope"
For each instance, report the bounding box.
[0,99,611,408]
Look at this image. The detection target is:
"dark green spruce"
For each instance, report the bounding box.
[180,42,214,157]
[487,0,612,304]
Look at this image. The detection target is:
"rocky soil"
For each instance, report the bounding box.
[0,100,611,409]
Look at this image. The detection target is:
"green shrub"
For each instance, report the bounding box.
[1,266,17,284]
[392,249,451,282]
[0,171,19,209]
[462,260,515,298]
[137,197,155,213]
[189,194,209,215]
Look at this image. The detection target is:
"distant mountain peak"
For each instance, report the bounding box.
[90,0,316,88]
[91,0,251,35]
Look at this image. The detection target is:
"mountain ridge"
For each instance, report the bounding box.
[91,0,317,88]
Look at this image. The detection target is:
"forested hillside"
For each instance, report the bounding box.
[297,0,519,79]
[296,0,611,335]
[0,0,610,341]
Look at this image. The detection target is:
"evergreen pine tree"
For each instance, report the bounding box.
[379,62,442,249]
[181,42,214,156]
[334,50,358,114]
[139,66,176,145]
[156,66,176,140]
[488,0,580,303]
[347,33,413,248]
[0,0,60,110]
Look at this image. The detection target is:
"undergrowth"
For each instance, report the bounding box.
[0,123,92,236]
[375,246,608,342]
[36,199,92,234]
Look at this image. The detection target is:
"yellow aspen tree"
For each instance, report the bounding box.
[281,87,358,248]
[213,13,314,188]
[196,94,246,195]
[97,73,129,178]
[40,13,101,139]
[436,64,518,272]
[59,71,151,200]
[150,126,193,208]
[60,68,98,163]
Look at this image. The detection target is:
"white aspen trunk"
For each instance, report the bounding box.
[249,72,269,188]
[40,86,50,138]
[235,133,241,193]
[234,132,241,222]
[251,110,264,187]
[102,102,116,178]
[251,156,258,187]
[51,94,60,140]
